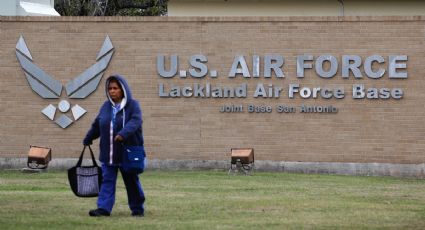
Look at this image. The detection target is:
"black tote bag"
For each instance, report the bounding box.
[68,145,103,197]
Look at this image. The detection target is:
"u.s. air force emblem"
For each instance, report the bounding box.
[15,36,114,128]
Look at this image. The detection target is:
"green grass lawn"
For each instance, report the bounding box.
[0,170,425,229]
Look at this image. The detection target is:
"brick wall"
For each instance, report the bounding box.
[0,16,424,164]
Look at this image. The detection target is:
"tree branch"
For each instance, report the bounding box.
[116,0,156,9]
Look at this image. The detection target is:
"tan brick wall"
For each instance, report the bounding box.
[0,16,424,164]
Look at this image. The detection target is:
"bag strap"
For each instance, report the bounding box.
[77,145,99,167]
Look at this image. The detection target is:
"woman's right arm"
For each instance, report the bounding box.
[83,116,101,145]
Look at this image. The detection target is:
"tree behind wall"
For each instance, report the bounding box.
[55,0,167,16]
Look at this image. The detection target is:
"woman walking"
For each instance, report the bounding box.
[83,74,145,217]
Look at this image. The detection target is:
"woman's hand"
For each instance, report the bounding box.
[114,135,124,142]
[83,138,92,146]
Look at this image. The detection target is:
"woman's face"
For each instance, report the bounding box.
[108,81,123,103]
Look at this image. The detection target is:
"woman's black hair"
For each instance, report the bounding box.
[108,77,123,91]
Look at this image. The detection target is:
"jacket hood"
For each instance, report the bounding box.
[105,74,133,108]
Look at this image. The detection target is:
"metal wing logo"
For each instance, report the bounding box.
[15,35,115,128]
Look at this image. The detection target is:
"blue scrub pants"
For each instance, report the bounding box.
[97,163,145,214]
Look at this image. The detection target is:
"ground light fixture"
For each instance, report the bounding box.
[27,145,51,170]
[228,148,254,175]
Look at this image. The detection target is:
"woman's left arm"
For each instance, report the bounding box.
[117,101,142,140]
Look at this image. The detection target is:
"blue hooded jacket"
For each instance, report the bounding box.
[83,74,144,165]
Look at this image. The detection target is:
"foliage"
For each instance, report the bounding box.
[54,0,167,16]
[1,170,425,229]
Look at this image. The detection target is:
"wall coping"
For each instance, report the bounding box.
[1,15,425,22]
